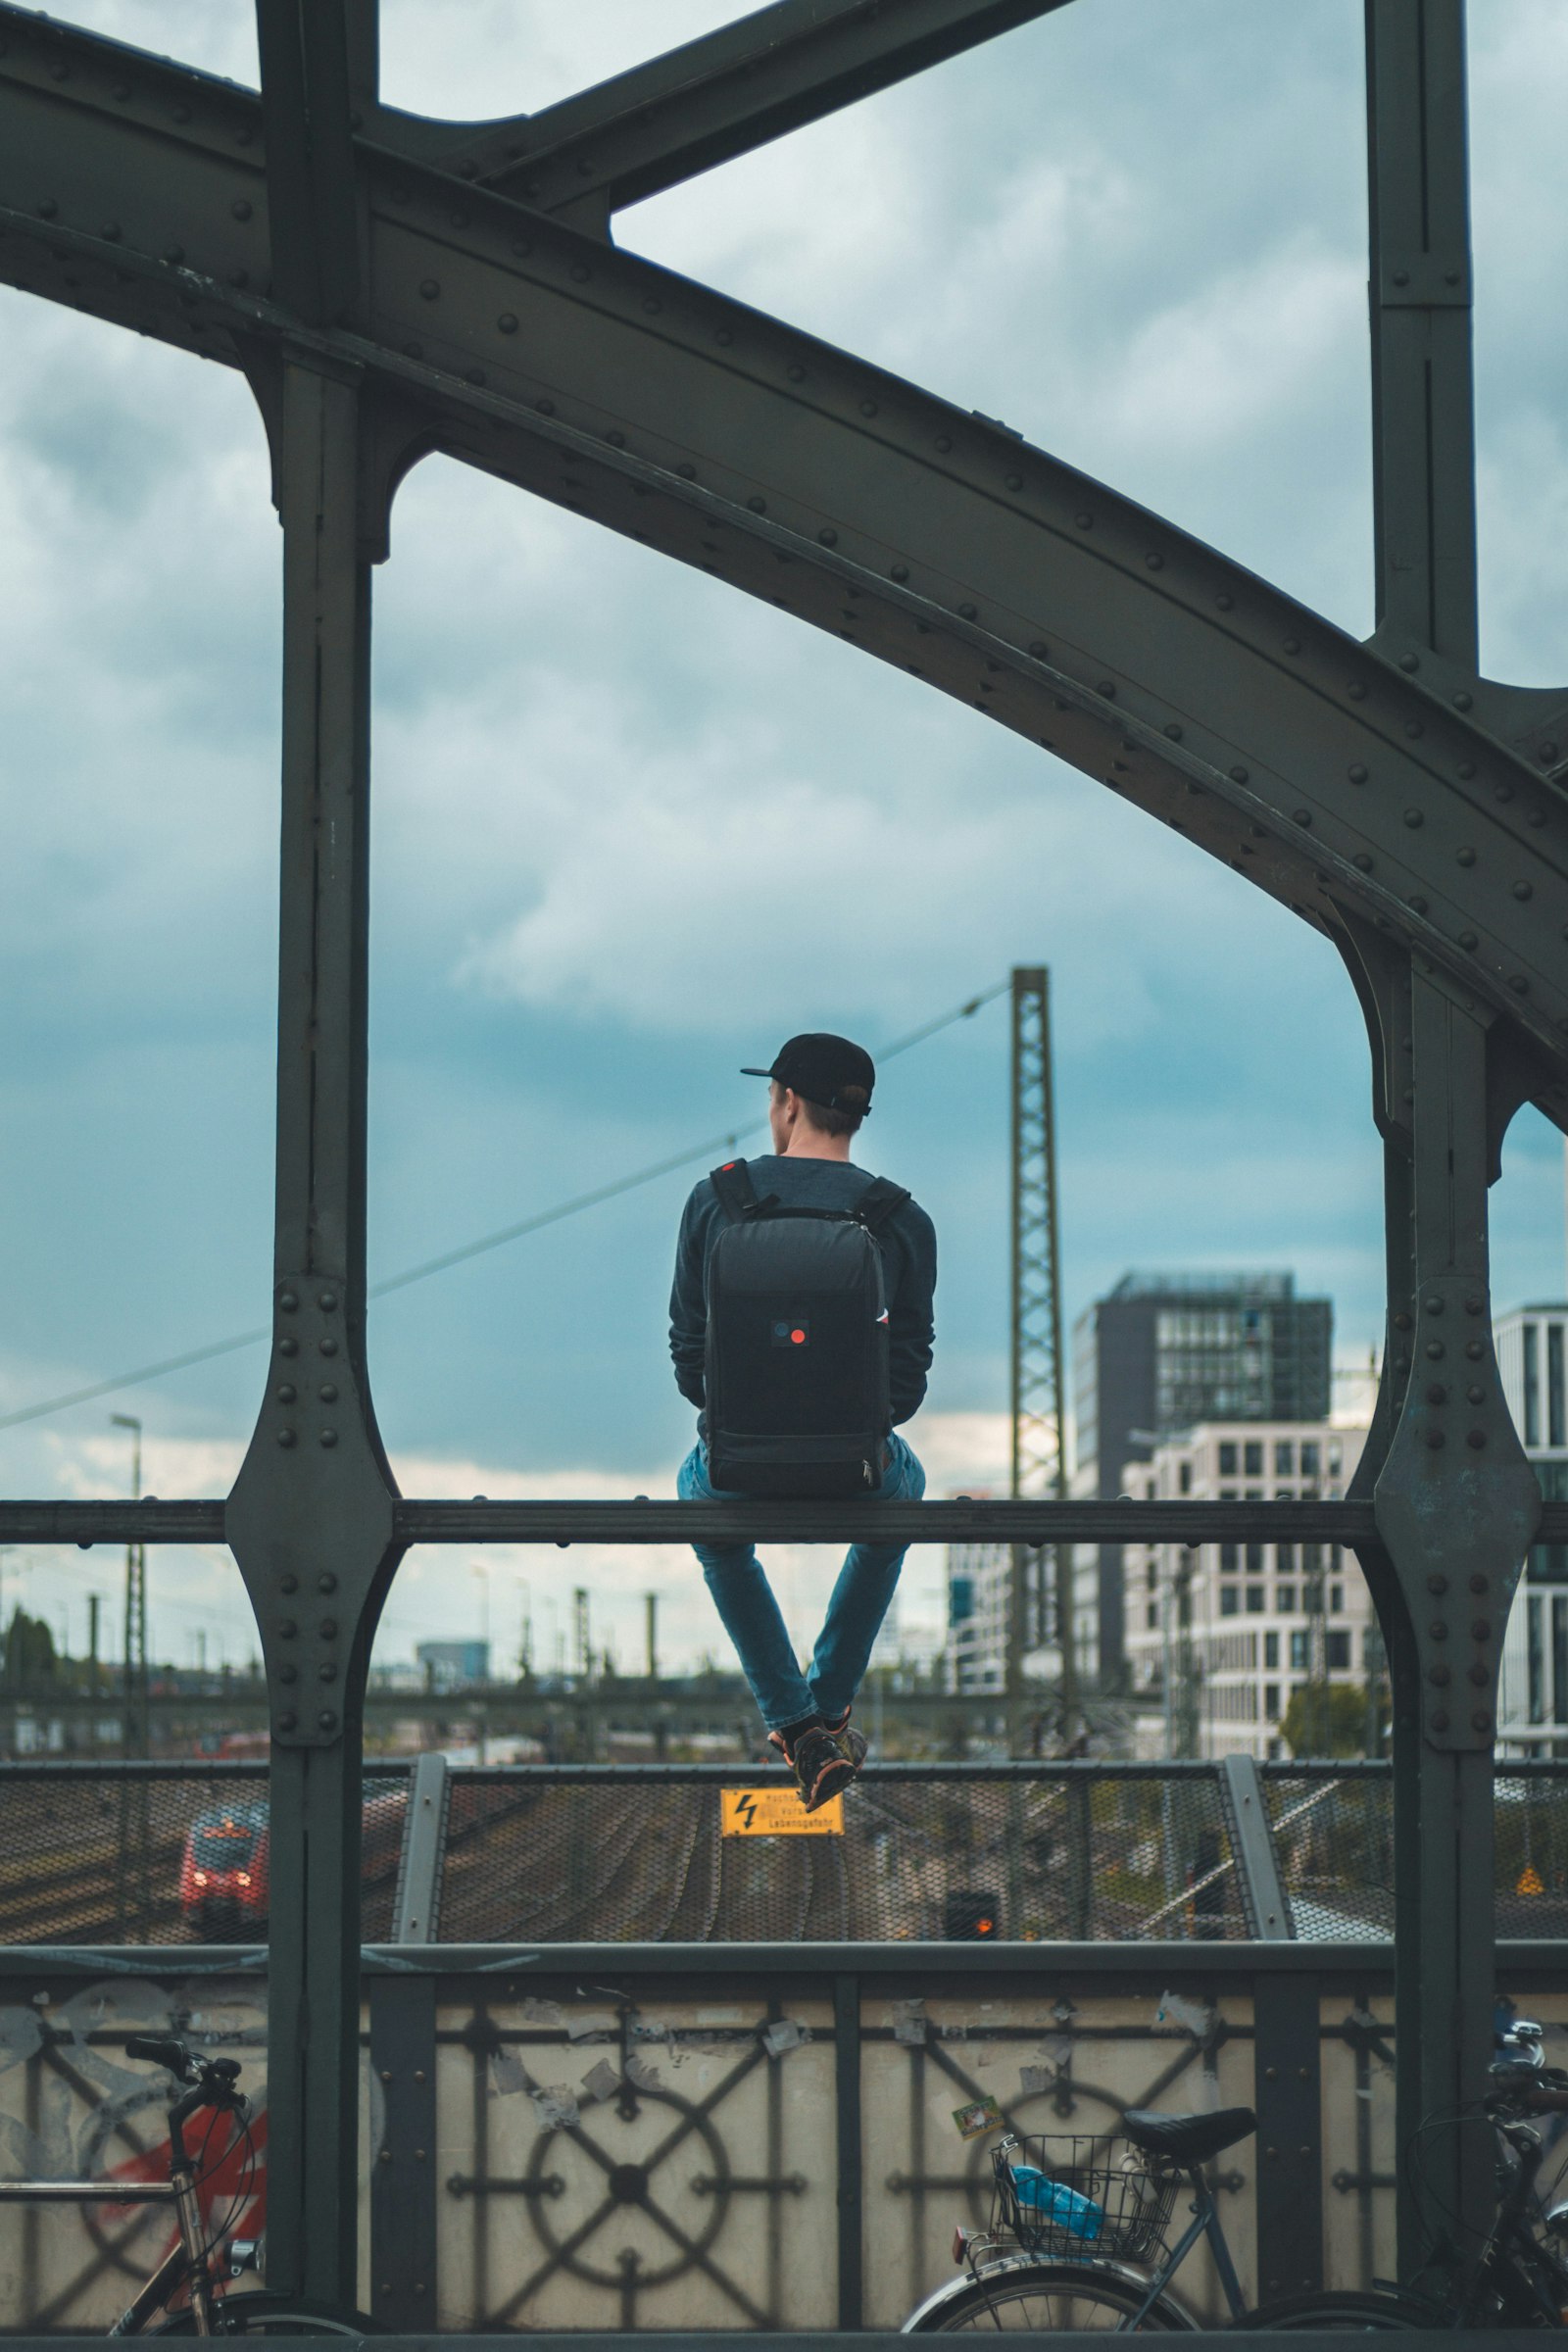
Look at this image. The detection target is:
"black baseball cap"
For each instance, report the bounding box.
[741,1032,875,1115]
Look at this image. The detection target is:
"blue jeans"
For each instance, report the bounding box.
[676,1435,926,1732]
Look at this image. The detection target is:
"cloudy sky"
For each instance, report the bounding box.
[2,0,1566,1677]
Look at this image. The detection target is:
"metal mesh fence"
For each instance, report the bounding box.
[2,1757,1567,1945]
[434,1763,1250,1943]
[0,1763,408,1945]
[1258,1764,1395,1940]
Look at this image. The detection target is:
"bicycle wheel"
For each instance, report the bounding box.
[1242,2288,1434,2330]
[906,2259,1191,2330]
[152,2292,385,2334]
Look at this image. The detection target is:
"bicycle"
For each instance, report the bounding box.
[0,2031,378,2336]
[902,2103,1415,2331]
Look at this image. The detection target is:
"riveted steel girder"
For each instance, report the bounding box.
[4,7,1568,1125]
[362,0,1077,216]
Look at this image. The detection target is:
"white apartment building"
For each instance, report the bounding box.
[944,1499,1082,1694]
[1121,1421,1373,1760]
[1494,1304,1568,1753]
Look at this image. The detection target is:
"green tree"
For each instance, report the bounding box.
[1281,1679,1369,1758]
[2,1607,57,1688]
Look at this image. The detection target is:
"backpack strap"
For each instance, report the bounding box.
[710,1157,761,1225]
[856,1177,911,1234]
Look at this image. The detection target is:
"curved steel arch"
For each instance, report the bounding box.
[0,0,1558,2313]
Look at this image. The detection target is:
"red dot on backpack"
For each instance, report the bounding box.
[791,1328,807,1345]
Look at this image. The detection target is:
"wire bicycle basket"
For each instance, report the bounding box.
[989,2134,1177,2263]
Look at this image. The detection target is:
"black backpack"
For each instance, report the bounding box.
[703,1158,911,1497]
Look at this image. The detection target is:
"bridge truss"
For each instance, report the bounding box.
[1,0,1566,2315]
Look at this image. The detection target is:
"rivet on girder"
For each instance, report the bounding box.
[643,298,662,316]
[36,200,58,220]
[1541,743,1559,762]
[1472,1711,1491,1734]
[1215,592,1232,610]
[277,1429,296,1448]
[1408,896,1428,914]
[173,105,190,123]
[50,61,69,81]
[571,264,591,284]
[787,364,806,382]
[1348,763,1368,784]
[497,313,517,334]
[1452,691,1473,711]
[818,528,838,546]
[958,603,977,620]
[1529,809,1547,828]
[748,497,765,514]
[418,279,439,300]
[1456,847,1476,866]
[714,326,733,345]
[1509,975,1530,995]
[1029,641,1048,659]
[891,564,909,582]
[1429,1665,1450,1686]
[1164,722,1182,740]
[1145,554,1163,570]
[318,1711,338,1732]
[512,238,531,259]
[1230,765,1248,783]
[1494,782,1514,803]
[1404,721,1423,739]
[1398,653,1419,672]
[1513,881,1534,901]
[1473,1619,1492,1641]
[1467,1431,1487,1450]
[1348,681,1366,701]
[860,400,878,417]
[1075,512,1093,529]
[277,1663,297,1685]
[936,436,953,454]
[538,399,557,417]
[277,1711,297,1734]
[1403,808,1423,828]
[1458,931,1478,951]
[1293,809,1311,827]
[1097,682,1116,699]
[231,199,252,222]
[276,1384,297,1403]
[449,209,469,229]
[465,368,485,387]
[1006,473,1023,491]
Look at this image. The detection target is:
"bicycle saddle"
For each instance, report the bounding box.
[1122,2106,1255,2165]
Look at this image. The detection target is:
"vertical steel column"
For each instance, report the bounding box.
[1370,967,1539,2268]
[1364,0,1478,667]
[833,1974,863,2328]
[226,352,403,2315]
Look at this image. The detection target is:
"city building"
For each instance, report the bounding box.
[1121,1420,1372,1760]
[1072,1272,1334,1683]
[1494,1304,1568,1753]
[415,1639,491,1690]
[944,1498,1074,1695]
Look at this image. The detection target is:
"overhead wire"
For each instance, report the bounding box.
[0,978,1010,1433]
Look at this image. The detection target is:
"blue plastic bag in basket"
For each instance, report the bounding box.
[1007,2162,1103,2242]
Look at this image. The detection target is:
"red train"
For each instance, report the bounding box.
[179,1789,405,1939]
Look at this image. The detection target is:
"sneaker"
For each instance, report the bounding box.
[791,1727,857,1813]
[837,1724,869,1776]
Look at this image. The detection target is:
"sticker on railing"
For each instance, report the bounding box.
[720,1788,844,1836]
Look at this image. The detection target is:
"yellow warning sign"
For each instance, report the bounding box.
[721,1787,844,1837]
[1518,1865,1545,1895]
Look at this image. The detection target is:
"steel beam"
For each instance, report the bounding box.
[11,1494,1568,1547]
[1364,0,1477,669]
[1,17,1567,1106]
[375,0,1076,218]
[220,354,404,2313]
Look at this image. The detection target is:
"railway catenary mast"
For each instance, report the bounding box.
[1005,967,1074,1750]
